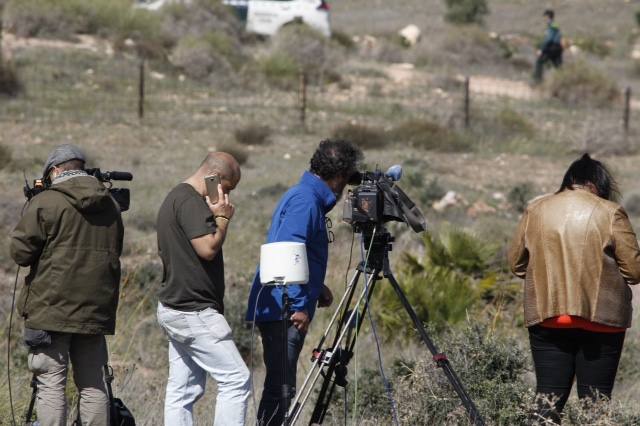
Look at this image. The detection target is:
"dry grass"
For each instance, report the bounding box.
[234,124,272,146]
[546,60,620,108]
[331,122,387,149]
[1,0,640,422]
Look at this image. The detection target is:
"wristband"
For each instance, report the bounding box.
[215,215,230,222]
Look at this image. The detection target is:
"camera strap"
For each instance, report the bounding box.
[24,374,37,425]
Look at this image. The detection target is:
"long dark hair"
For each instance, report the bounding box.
[558,153,620,201]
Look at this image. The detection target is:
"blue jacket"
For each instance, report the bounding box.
[246,172,336,322]
[541,22,562,52]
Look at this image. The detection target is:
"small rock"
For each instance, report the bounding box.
[492,192,505,201]
[283,153,292,160]
[632,42,640,60]
[179,74,186,82]
[467,200,496,218]
[124,38,135,48]
[150,71,165,80]
[399,25,421,47]
[85,68,94,75]
[433,191,462,212]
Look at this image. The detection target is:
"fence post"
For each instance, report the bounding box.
[138,59,145,120]
[299,70,307,128]
[624,86,631,135]
[464,76,470,129]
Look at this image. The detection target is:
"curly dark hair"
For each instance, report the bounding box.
[309,139,362,181]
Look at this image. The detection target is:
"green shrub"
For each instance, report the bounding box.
[375,229,496,334]
[256,183,288,198]
[332,122,387,149]
[441,25,507,66]
[258,52,299,88]
[219,144,249,165]
[125,260,162,289]
[624,193,640,217]
[415,228,498,277]
[389,119,471,152]
[170,34,234,80]
[421,178,447,205]
[375,264,478,334]
[508,182,536,213]
[0,61,22,97]
[573,36,611,58]
[393,324,530,425]
[0,144,12,170]
[263,23,336,87]
[561,395,640,425]
[5,0,164,46]
[546,61,619,107]
[331,30,355,50]
[444,0,489,25]
[234,124,272,146]
[160,0,243,43]
[494,107,536,139]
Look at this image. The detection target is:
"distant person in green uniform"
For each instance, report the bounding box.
[533,9,563,83]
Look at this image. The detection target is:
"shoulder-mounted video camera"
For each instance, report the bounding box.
[23,168,133,212]
[343,165,426,234]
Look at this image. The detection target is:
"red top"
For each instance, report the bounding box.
[540,315,625,333]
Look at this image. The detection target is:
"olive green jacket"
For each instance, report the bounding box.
[10,175,124,334]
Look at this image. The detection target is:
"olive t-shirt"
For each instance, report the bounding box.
[156,183,225,313]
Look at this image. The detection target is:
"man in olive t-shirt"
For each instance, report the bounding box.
[156,152,250,426]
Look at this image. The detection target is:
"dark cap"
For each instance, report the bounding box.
[42,144,86,178]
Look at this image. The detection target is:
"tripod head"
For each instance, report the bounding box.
[359,225,394,273]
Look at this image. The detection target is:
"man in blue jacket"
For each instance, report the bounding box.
[246,139,362,425]
[534,9,563,83]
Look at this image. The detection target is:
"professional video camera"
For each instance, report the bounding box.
[343,165,426,234]
[288,165,485,426]
[23,168,133,212]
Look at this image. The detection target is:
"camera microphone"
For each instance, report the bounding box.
[385,165,403,182]
[103,171,133,181]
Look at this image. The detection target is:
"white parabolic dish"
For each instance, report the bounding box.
[260,242,309,285]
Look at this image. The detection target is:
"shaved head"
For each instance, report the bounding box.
[199,152,241,186]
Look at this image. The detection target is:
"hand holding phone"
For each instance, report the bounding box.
[204,174,221,204]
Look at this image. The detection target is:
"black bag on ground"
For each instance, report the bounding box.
[104,365,136,426]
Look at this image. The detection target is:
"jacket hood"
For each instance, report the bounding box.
[50,176,114,213]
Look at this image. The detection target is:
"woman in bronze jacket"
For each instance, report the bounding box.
[509,154,640,423]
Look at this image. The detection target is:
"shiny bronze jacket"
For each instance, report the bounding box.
[509,187,640,328]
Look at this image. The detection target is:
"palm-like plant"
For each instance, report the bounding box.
[374,227,498,337]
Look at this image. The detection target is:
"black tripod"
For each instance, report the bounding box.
[287,227,485,425]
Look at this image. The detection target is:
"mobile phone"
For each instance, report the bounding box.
[204,174,221,204]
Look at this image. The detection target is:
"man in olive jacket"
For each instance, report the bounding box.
[10,144,124,426]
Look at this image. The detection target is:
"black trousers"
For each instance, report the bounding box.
[533,44,563,82]
[528,325,625,423]
[257,321,306,426]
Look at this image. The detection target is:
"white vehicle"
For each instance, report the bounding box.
[135,0,331,37]
[224,0,331,37]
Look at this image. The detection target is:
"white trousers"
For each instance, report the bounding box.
[157,303,250,426]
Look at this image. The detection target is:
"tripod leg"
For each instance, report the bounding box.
[287,268,363,424]
[288,270,377,425]
[282,288,291,426]
[386,272,486,426]
[309,271,380,425]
